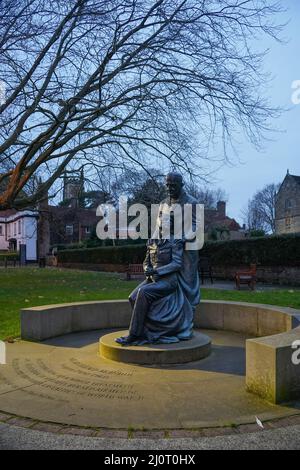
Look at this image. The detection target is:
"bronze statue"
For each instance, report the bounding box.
[116,173,200,345]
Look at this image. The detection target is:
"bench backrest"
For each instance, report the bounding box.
[128,264,144,273]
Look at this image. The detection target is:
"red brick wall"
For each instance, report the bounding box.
[212,265,300,286]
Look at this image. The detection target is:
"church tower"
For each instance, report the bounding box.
[62,170,85,208]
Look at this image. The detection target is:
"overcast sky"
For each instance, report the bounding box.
[212,0,300,224]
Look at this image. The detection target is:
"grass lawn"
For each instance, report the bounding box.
[0,267,299,340]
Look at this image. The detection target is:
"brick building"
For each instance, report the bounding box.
[204,201,242,240]
[48,205,98,247]
[275,171,300,235]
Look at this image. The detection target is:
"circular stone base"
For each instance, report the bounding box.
[1,330,299,431]
[99,330,211,365]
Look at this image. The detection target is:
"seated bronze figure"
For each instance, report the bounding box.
[116,173,200,346]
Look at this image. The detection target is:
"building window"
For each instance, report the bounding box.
[66,225,73,236]
[285,217,291,229]
[285,199,292,210]
[14,222,17,236]
[18,220,21,235]
[85,226,90,234]
[0,225,2,236]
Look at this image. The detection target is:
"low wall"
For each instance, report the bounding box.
[21,300,131,341]
[20,300,300,404]
[211,265,300,286]
[21,300,299,341]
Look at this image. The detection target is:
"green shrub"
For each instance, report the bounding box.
[0,252,19,261]
[201,234,300,266]
[50,243,85,252]
[57,244,147,265]
[249,229,266,238]
[53,238,152,252]
[57,234,300,267]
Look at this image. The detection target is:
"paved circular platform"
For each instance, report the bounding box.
[99,331,211,364]
[0,329,299,432]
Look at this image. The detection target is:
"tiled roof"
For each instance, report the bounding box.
[291,174,300,185]
[204,208,241,231]
[0,209,17,218]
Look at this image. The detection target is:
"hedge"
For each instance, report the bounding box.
[57,234,300,267]
[52,238,148,253]
[0,252,19,262]
[57,244,147,265]
[201,234,300,267]
[50,243,85,252]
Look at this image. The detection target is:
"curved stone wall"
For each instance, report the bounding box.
[21,299,300,341]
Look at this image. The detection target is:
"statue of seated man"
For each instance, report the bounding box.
[116,235,185,345]
[116,172,200,346]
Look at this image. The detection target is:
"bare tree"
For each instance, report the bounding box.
[243,183,280,233]
[186,184,227,208]
[0,0,283,210]
[110,168,164,202]
[242,198,266,232]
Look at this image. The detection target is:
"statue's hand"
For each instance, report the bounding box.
[145,266,154,276]
[152,271,160,282]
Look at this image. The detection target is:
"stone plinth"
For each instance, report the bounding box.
[99,330,211,365]
[246,326,300,403]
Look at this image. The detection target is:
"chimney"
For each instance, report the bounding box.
[217,201,226,218]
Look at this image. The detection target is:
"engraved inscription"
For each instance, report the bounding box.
[9,358,144,402]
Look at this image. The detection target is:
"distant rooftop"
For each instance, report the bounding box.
[0,209,17,218]
[290,174,300,185]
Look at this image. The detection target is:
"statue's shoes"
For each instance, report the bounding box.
[115,335,140,346]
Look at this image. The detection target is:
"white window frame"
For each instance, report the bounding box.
[66,225,74,236]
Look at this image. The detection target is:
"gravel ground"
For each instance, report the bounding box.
[1,422,300,450]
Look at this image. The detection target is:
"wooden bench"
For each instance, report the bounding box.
[126,264,144,280]
[4,256,20,268]
[235,264,257,290]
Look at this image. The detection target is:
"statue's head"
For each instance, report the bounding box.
[165,172,183,200]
